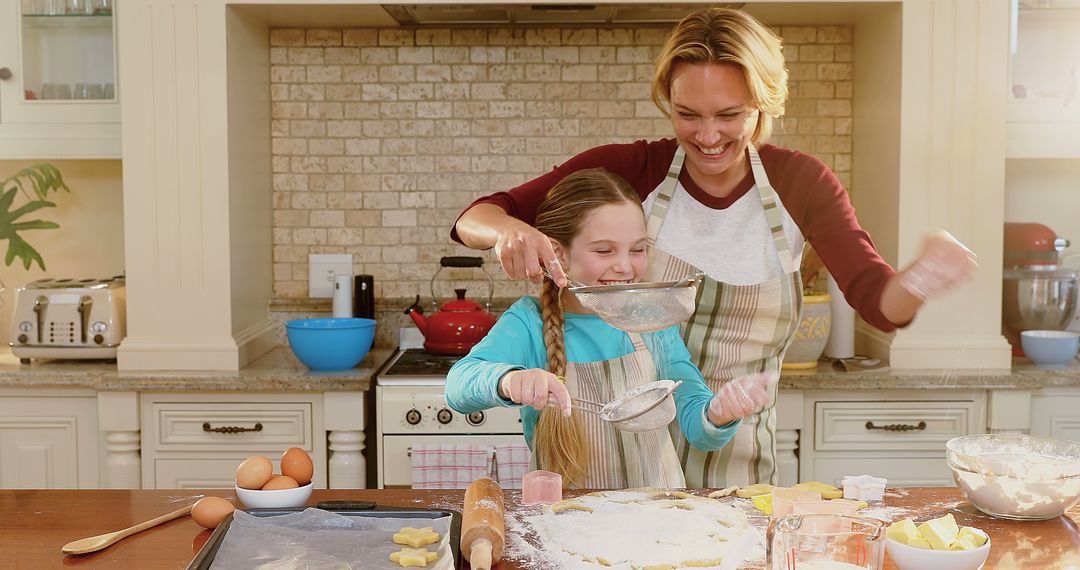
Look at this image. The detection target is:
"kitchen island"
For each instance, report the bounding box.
[3,487,1077,569]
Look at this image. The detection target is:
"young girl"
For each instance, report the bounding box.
[444,168,771,489]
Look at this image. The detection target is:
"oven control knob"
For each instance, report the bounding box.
[405,408,422,425]
[466,411,485,426]
[436,408,453,425]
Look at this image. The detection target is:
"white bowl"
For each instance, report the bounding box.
[235,482,313,508]
[886,528,990,570]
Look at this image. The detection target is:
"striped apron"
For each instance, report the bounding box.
[645,144,803,487]
[533,332,686,489]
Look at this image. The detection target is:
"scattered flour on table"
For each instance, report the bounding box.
[502,490,764,570]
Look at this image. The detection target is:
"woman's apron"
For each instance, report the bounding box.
[644,144,803,487]
[533,332,686,489]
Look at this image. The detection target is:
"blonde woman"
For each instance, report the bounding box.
[451,8,977,487]
[445,168,764,489]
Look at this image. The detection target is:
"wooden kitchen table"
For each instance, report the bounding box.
[2,488,1078,569]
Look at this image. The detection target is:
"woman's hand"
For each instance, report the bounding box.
[897,229,978,300]
[499,369,572,416]
[493,218,569,287]
[707,372,776,426]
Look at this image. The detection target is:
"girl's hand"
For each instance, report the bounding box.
[707,372,777,426]
[499,369,572,416]
[493,218,568,287]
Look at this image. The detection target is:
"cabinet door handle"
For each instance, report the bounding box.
[865,420,926,432]
[202,422,263,434]
[0,68,12,81]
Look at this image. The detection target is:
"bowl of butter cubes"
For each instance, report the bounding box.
[885,514,990,570]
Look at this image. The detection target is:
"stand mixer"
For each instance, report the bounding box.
[1002,223,1078,355]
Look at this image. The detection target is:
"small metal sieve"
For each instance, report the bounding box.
[548,380,683,432]
[600,380,683,432]
[567,274,704,333]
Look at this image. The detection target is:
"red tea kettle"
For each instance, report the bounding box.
[404,256,497,355]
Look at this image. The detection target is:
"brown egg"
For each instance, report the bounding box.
[235,455,273,489]
[281,447,314,486]
[262,475,299,490]
[191,496,235,529]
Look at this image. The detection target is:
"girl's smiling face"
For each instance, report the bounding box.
[555,200,648,313]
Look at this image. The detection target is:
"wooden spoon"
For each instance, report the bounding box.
[61,503,194,555]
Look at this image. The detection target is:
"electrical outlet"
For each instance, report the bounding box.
[309,254,352,298]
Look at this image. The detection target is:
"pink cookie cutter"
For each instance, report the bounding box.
[522,470,563,505]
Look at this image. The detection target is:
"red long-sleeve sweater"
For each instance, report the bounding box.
[451,138,900,332]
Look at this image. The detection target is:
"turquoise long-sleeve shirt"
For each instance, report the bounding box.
[444,297,739,451]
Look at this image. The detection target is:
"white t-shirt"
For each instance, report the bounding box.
[643,183,805,286]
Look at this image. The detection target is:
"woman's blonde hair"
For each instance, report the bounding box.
[532,168,642,487]
[651,7,788,143]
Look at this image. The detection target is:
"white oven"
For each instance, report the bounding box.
[374,331,525,488]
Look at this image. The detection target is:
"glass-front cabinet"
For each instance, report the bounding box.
[0,0,120,158]
[1008,0,1080,157]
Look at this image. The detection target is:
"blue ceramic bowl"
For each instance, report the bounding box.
[1021,330,1080,368]
[285,318,376,371]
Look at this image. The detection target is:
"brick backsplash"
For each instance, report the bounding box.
[269,24,853,345]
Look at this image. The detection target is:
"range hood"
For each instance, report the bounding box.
[380,3,745,25]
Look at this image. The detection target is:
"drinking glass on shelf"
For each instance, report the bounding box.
[42,83,72,100]
[66,0,91,15]
[93,0,111,14]
[74,83,104,100]
[103,83,115,100]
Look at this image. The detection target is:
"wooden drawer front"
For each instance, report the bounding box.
[815,401,974,452]
[153,403,311,451]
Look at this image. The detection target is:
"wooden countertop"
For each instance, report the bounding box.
[3,487,1077,569]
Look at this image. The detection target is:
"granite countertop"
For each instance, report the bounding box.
[0,346,394,392]
[778,357,1080,390]
[2,347,1079,392]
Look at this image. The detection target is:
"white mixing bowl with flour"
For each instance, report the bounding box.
[946,434,1080,520]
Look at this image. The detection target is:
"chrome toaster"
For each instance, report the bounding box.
[9,276,126,362]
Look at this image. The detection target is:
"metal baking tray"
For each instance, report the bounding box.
[187,500,462,569]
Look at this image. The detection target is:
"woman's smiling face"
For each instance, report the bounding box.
[560,200,648,290]
[669,61,760,186]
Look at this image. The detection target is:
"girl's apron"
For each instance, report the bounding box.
[533,332,686,489]
[644,144,803,487]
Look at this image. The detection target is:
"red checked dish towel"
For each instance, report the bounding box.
[493,442,531,490]
[409,444,494,489]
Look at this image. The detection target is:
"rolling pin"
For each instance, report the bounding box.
[461,477,505,570]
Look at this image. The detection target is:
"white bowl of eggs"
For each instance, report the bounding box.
[234,447,315,509]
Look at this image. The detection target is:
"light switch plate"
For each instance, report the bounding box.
[309,254,353,298]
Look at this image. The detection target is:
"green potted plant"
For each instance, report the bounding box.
[0,164,70,272]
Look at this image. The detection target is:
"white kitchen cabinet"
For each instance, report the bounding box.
[0,388,100,489]
[1029,387,1080,440]
[140,393,328,490]
[1007,0,1080,158]
[0,0,120,158]
[798,391,987,487]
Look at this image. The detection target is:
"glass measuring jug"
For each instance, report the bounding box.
[767,514,886,570]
